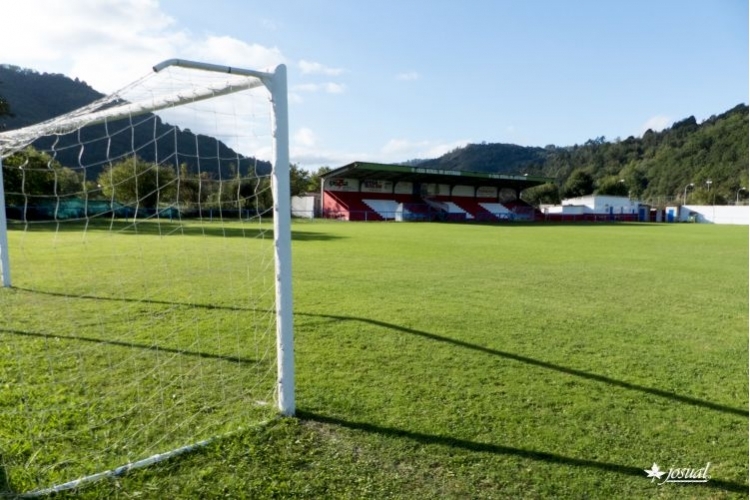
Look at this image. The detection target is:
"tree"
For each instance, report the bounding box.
[0,95,10,117]
[521,183,560,206]
[216,174,272,212]
[2,147,81,205]
[595,176,629,196]
[618,163,648,199]
[176,164,210,206]
[562,169,594,198]
[689,188,727,206]
[289,164,311,197]
[97,157,176,208]
[307,166,331,193]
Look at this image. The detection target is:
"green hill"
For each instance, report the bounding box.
[417,104,748,204]
[1,65,746,203]
[0,65,270,178]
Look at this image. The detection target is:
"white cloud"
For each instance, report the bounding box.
[289,136,472,170]
[381,139,428,156]
[424,140,470,159]
[0,0,431,172]
[291,145,364,169]
[292,151,354,168]
[293,84,320,92]
[639,115,672,136]
[289,126,363,168]
[0,0,285,93]
[294,127,317,148]
[298,60,344,76]
[189,36,285,71]
[380,138,470,162]
[396,71,419,81]
[261,18,279,31]
[323,83,346,94]
[292,83,346,94]
[0,0,295,163]
[289,92,305,104]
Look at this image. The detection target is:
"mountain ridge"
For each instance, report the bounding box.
[0,64,270,178]
[1,64,747,203]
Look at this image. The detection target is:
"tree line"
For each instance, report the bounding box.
[531,105,749,205]
[1,147,328,215]
[2,63,746,208]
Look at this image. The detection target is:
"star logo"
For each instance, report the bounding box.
[644,463,666,482]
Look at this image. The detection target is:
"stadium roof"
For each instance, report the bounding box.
[322,161,553,191]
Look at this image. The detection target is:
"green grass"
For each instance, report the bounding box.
[1,220,747,498]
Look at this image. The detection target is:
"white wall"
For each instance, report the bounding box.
[680,205,749,225]
[291,196,316,218]
[543,205,585,214]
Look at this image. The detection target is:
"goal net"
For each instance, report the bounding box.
[0,59,293,495]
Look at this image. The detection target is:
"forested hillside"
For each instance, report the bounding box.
[418,104,748,205]
[0,64,747,204]
[0,65,102,130]
[0,65,270,178]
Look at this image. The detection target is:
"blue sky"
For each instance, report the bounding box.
[0,0,747,170]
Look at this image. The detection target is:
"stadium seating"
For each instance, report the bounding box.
[502,199,541,220]
[362,199,399,219]
[324,191,384,220]
[324,188,546,223]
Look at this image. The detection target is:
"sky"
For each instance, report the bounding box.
[0,0,747,170]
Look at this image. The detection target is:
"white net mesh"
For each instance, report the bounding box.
[0,62,283,494]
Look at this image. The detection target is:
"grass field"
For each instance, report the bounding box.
[1,220,747,498]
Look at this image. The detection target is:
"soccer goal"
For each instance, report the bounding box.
[0,59,294,495]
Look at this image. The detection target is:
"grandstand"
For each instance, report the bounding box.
[321,162,550,222]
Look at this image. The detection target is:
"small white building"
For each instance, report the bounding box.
[561,195,638,215]
[542,195,639,215]
[291,194,318,218]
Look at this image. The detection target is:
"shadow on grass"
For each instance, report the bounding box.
[12,287,253,313]
[9,290,745,419]
[300,313,748,419]
[0,328,259,365]
[8,219,341,241]
[0,455,13,497]
[296,410,749,494]
[6,288,746,419]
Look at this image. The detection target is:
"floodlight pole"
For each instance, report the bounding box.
[683,183,694,205]
[736,187,746,205]
[0,156,11,287]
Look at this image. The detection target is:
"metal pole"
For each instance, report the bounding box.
[683,183,693,205]
[0,156,11,287]
[267,64,295,416]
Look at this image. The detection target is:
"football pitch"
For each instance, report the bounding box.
[1,220,747,498]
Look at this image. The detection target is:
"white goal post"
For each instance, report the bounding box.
[0,58,294,494]
[0,155,9,287]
